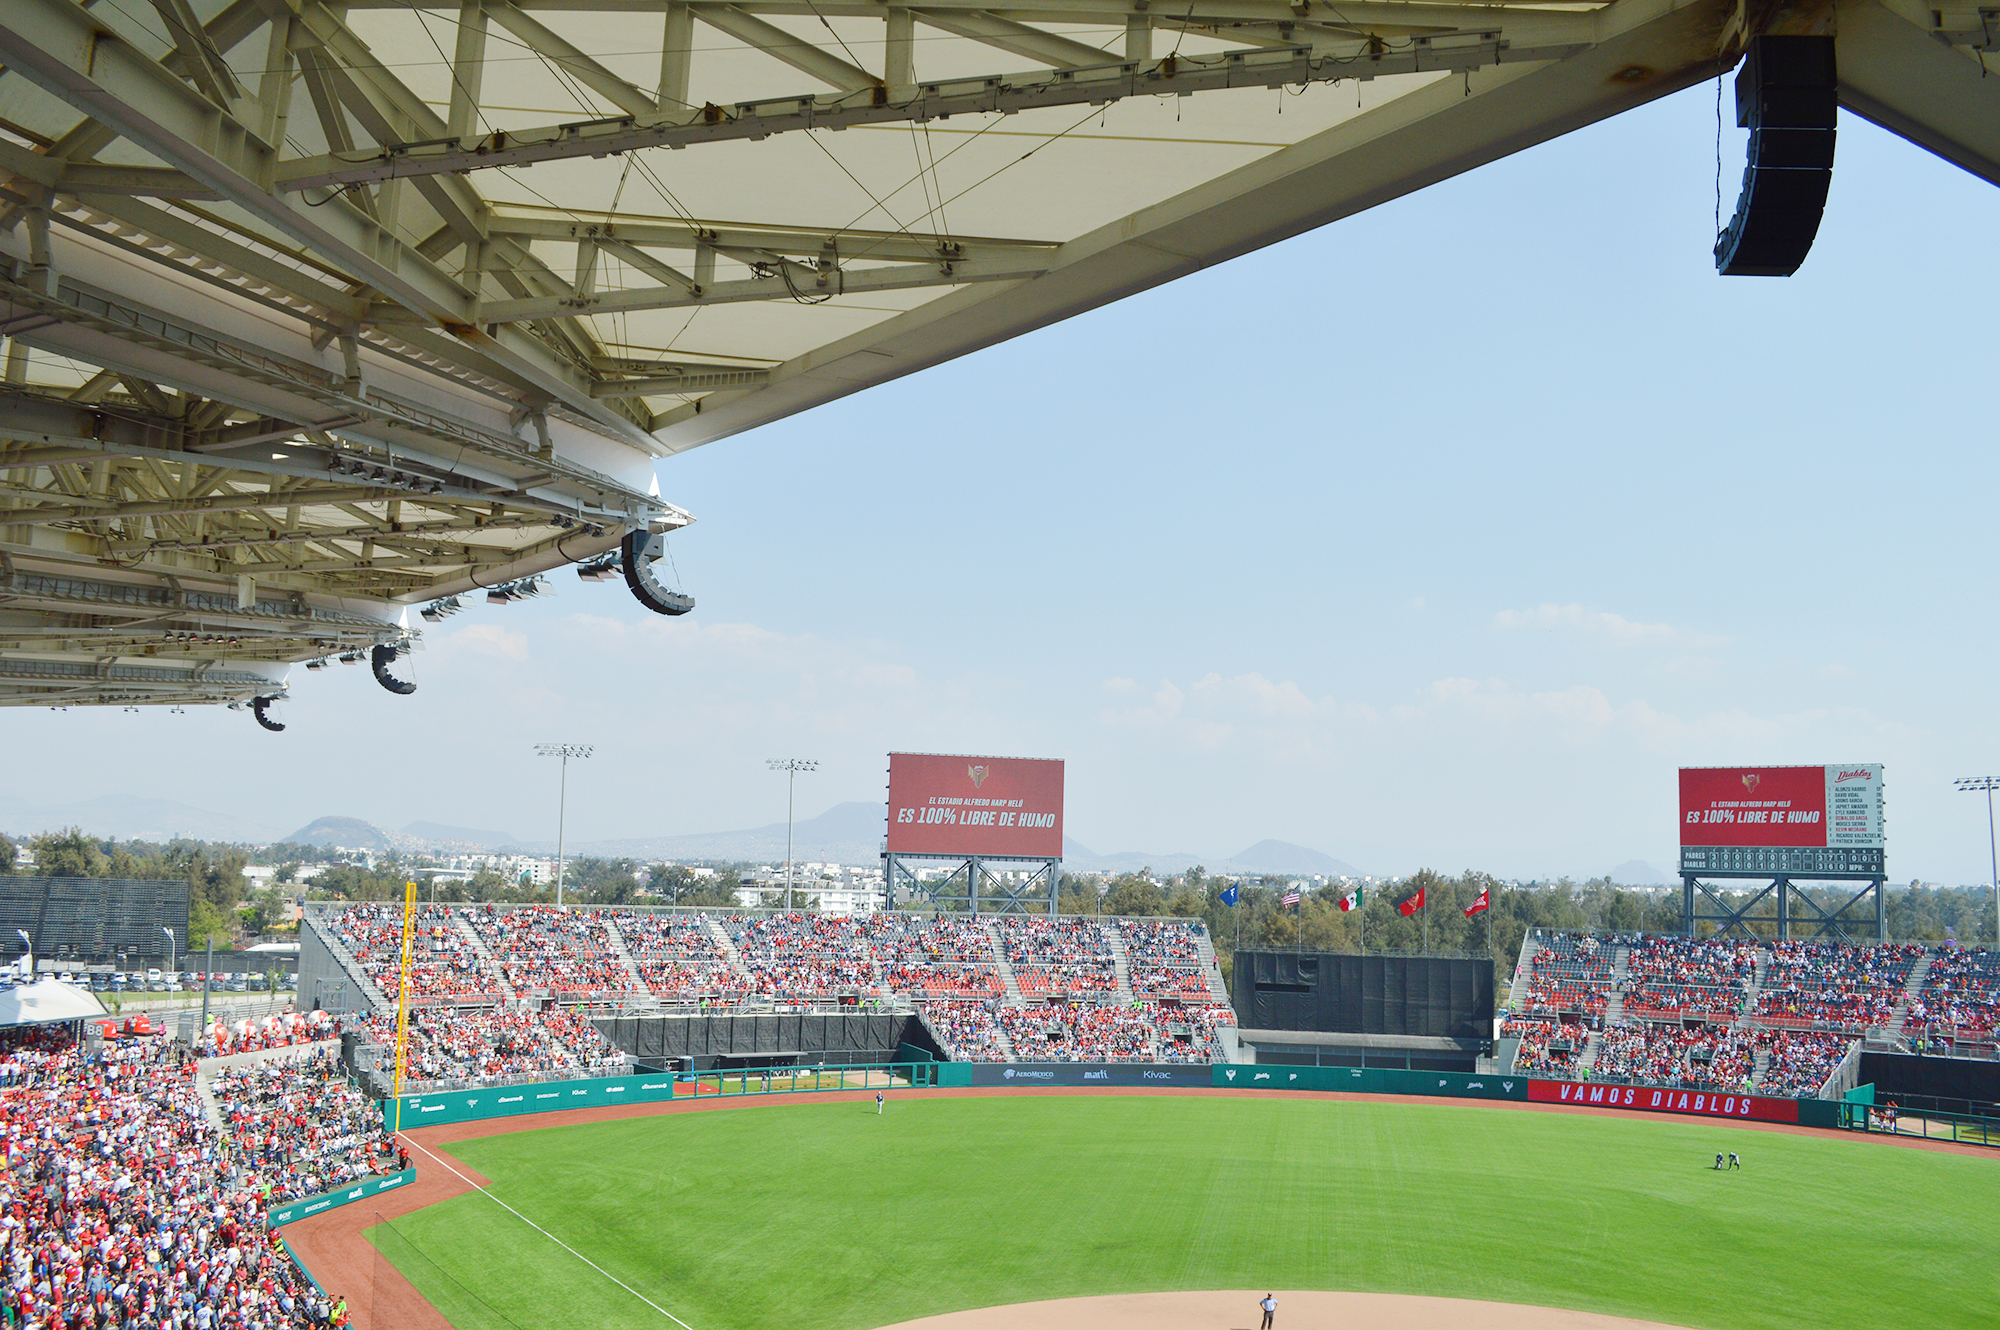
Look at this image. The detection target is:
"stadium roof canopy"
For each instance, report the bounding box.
[0,0,1993,712]
[0,978,107,1026]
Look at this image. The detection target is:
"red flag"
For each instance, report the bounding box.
[1398,887,1425,917]
[1464,888,1490,918]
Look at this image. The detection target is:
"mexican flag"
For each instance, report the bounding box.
[1337,888,1361,912]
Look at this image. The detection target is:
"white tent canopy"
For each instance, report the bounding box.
[0,980,108,1028]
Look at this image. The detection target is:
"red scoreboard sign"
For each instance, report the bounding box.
[887,753,1064,859]
[1529,1079,1802,1124]
[1679,765,1884,876]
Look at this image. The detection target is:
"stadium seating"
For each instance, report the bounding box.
[359,1003,625,1087]
[0,1025,347,1328]
[465,904,636,997]
[317,905,1227,1081]
[1754,941,1925,1032]
[325,902,500,1001]
[1908,948,2000,1041]
[210,1048,400,1201]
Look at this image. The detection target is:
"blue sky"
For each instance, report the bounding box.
[7,82,1997,881]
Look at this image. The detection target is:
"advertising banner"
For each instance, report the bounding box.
[966,1062,1212,1087]
[1528,1078,1802,1123]
[886,753,1064,858]
[1679,765,1883,876]
[265,1169,414,1229]
[386,1072,681,1130]
[1212,1065,1528,1099]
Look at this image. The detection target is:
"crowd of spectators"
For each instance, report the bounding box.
[726,913,879,997]
[918,1000,1009,1061]
[1590,1022,1757,1090]
[0,1025,341,1328]
[1620,937,1756,1022]
[1754,941,1925,1031]
[359,1003,624,1086]
[1521,933,1614,1019]
[864,916,995,965]
[1757,1028,1854,1096]
[994,1001,1233,1064]
[1129,965,1215,999]
[1117,920,1205,965]
[1910,948,2000,1038]
[880,963,1001,998]
[1503,1017,1578,1075]
[209,1049,402,1203]
[464,906,634,997]
[324,903,498,1001]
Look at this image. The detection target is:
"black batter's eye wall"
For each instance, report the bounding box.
[1233,952,1494,1040]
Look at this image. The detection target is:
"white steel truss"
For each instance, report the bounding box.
[0,0,1993,712]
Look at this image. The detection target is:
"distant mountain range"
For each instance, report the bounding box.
[0,795,290,845]
[1607,860,1673,885]
[2,794,1378,876]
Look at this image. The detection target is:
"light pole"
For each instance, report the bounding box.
[767,759,817,910]
[535,743,594,906]
[14,930,28,981]
[1954,777,2000,946]
[161,926,175,975]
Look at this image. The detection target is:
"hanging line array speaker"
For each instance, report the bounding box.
[1715,34,1838,277]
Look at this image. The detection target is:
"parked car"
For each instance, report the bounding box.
[227,973,247,993]
[109,972,127,992]
[248,973,269,991]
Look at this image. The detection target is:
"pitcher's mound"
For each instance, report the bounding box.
[874,1291,1695,1330]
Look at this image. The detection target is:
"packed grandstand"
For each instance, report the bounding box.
[312,906,1239,1076]
[1504,930,1996,1097]
[5,908,1997,1327]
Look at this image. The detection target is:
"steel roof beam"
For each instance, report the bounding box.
[0,0,651,449]
[486,214,1054,263]
[275,37,1570,190]
[1836,0,2000,186]
[474,254,1048,321]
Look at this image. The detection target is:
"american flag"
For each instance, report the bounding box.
[1280,884,1303,907]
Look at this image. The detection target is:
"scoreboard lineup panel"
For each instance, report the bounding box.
[886,753,1065,859]
[1678,764,1884,878]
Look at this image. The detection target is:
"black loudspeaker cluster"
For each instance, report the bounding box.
[1714,35,1837,276]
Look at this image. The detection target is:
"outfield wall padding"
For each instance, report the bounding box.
[266,1169,414,1228]
[387,1072,682,1129]
[1527,1079,1802,1123]
[966,1063,1214,1087]
[1212,1064,1526,1099]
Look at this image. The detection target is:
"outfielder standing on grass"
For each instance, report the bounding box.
[876,1090,885,1115]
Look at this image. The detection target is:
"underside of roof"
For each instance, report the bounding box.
[0,0,1992,711]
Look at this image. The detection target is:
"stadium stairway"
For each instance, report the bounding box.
[305,910,391,1012]
[1737,947,1771,1031]
[1108,927,1134,1002]
[455,914,514,1000]
[1577,1029,1602,1077]
[602,918,649,996]
[1750,1045,1772,1088]
[705,915,749,983]
[1888,952,1935,1038]
[1194,933,1231,1003]
[987,921,1024,1002]
[1507,934,1540,1013]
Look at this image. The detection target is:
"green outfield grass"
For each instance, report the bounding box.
[365,1095,1998,1330]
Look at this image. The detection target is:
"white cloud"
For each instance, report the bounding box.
[1493,602,1718,647]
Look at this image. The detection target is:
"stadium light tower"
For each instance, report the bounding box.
[767,759,818,910]
[161,926,175,974]
[1954,777,2000,946]
[535,743,594,906]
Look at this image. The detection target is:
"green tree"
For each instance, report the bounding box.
[31,827,108,877]
[0,834,13,874]
[1102,872,1166,917]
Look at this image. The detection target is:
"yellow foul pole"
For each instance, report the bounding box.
[394,880,416,1135]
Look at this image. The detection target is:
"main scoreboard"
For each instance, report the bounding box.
[1678,765,1883,877]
